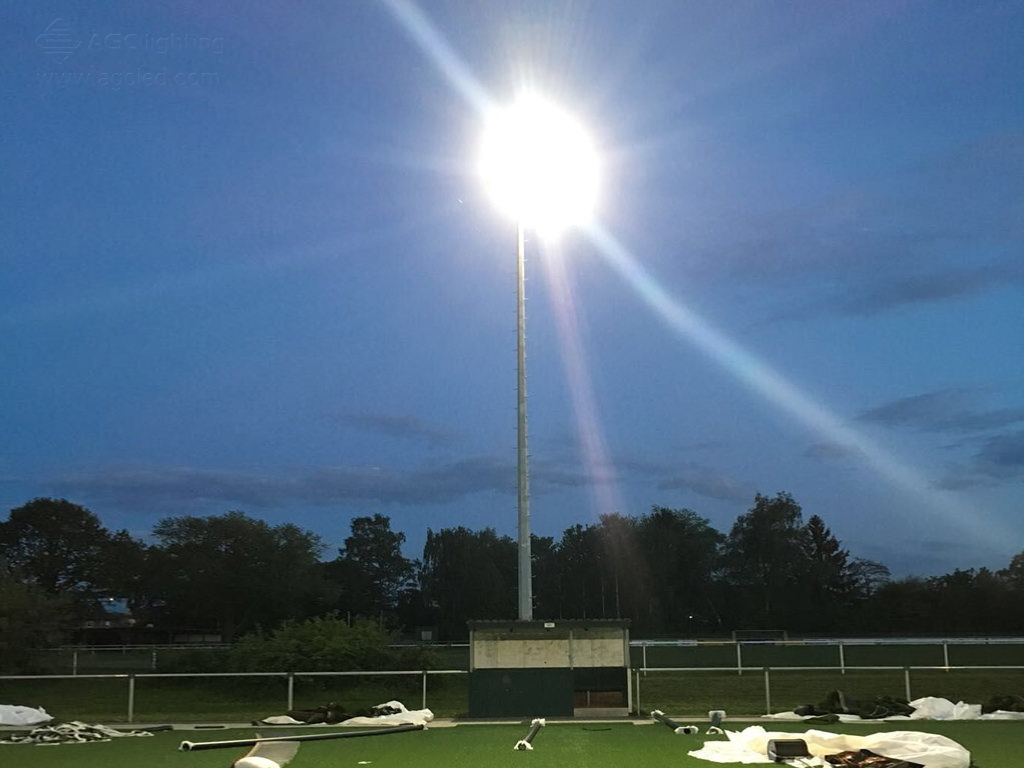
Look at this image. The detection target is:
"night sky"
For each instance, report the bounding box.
[4,1,1023,577]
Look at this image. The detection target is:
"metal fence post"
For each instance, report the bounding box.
[763,667,771,715]
[904,667,912,701]
[287,672,295,712]
[72,650,79,676]
[127,674,135,723]
[635,669,641,715]
[736,642,743,675]
[943,642,950,670]
[422,670,428,711]
[839,642,845,675]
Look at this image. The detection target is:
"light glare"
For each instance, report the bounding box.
[479,95,599,234]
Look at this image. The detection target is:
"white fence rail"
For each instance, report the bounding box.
[0,669,467,723]
[633,664,1024,717]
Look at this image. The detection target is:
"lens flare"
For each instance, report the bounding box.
[479,94,599,235]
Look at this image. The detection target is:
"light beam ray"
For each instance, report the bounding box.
[379,0,494,114]
[584,222,1011,550]
[543,244,626,520]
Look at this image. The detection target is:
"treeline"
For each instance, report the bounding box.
[2,494,1023,663]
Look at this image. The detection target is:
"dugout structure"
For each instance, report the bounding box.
[468,619,631,717]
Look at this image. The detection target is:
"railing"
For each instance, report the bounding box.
[44,636,1024,676]
[0,669,467,723]
[4,663,1019,724]
[630,637,1024,674]
[632,664,1024,717]
[6,663,1022,722]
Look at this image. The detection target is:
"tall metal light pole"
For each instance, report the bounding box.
[515,220,532,620]
[479,93,598,623]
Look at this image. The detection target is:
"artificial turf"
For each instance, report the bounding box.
[2,720,1022,768]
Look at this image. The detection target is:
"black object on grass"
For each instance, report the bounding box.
[707,710,725,735]
[767,738,811,762]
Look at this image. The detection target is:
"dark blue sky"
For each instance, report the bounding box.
[4,1,1023,577]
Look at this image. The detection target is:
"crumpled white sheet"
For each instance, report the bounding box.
[688,725,970,768]
[338,700,433,727]
[766,696,1024,722]
[765,711,884,723]
[0,705,52,726]
[260,700,433,727]
[908,697,982,720]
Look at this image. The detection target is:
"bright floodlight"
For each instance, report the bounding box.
[479,94,599,234]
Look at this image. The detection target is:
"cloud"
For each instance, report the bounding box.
[658,464,753,502]
[334,412,454,445]
[836,264,1022,316]
[48,450,751,516]
[854,536,1006,577]
[804,442,865,461]
[857,389,1024,434]
[49,452,618,513]
[53,459,513,510]
[712,132,1024,321]
[936,430,1024,490]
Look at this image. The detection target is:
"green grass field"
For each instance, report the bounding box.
[3,721,1023,768]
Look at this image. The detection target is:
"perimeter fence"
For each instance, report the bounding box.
[0,669,468,724]
[33,636,1024,675]
[5,637,1022,722]
[627,637,1024,719]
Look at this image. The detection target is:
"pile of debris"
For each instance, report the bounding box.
[1,721,154,745]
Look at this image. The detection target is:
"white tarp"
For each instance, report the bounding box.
[0,705,52,726]
[338,700,433,727]
[766,696,1024,722]
[688,725,970,768]
[908,697,982,720]
[259,700,432,728]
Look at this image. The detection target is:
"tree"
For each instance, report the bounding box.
[0,498,111,597]
[925,568,1013,634]
[96,530,158,620]
[637,507,724,633]
[554,523,603,619]
[998,551,1024,591]
[530,534,560,620]
[0,567,76,673]
[594,513,644,622]
[325,514,415,625]
[419,526,516,639]
[796,514,853,630]
[228,615,436,672]
[847,557,891,600]
[721,492,806,627]
[998,551,1024,633]
[150,511,329,640]
[859,577,934,634]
